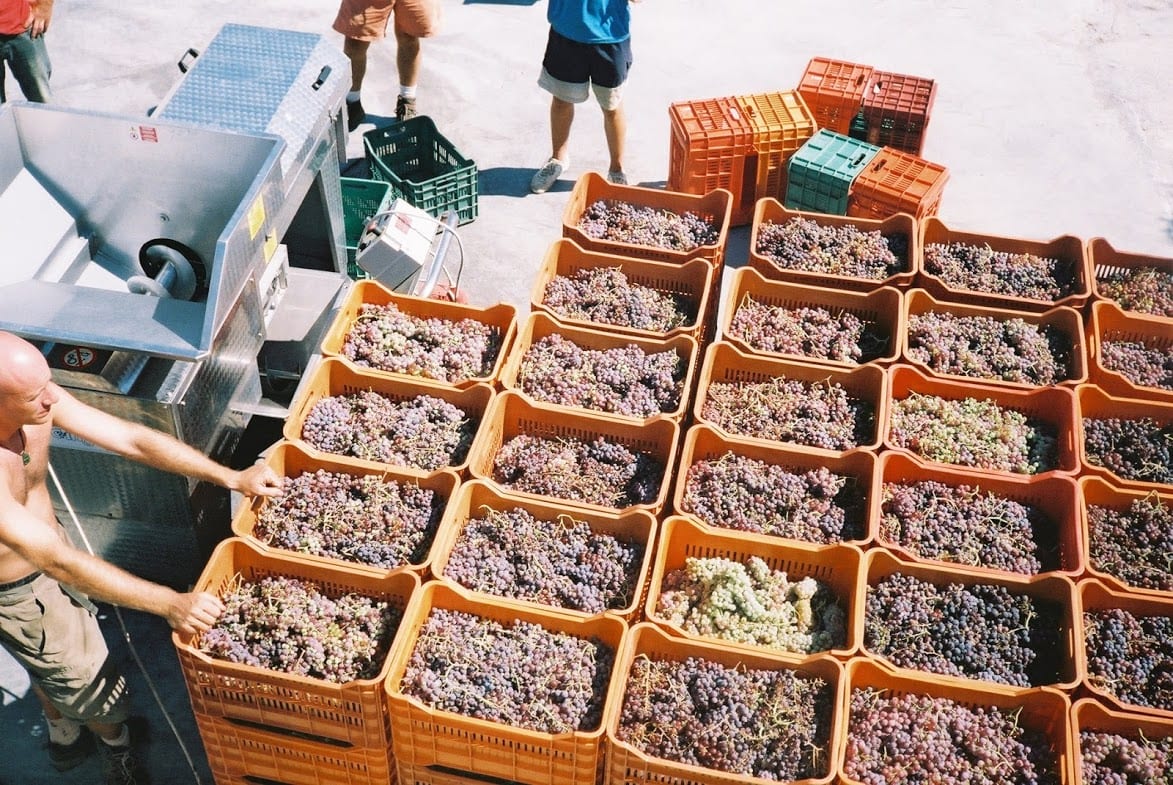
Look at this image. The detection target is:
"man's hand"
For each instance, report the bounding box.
[27,0,53,37]
[166,590,225,635]
[231,462,284,498]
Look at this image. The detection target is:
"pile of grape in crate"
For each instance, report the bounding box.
[1082,415,1173,485]
[755,216,907,280]
[576,199,718,252]
[541,265,693,333]
[728,294,886,364]
[905,311,1071,385]
[923,241,1079,301]
[1079,727,1173,784]
[1097,265,1173,317]
[1083,606,1173,713]
[1085,494,1173,591]
[1098,338,1173,391]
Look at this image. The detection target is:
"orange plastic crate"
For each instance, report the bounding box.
[847,146,948,220]
[1076,384,1173,493]
[605,622,845,785]
[673,423,878,548]
[530,238,715,343]
[749,197,918,291]
[840,658,1073,785]
[319,279,518,388]
[465,390,680,515]
[1088,300,1173,403]
[1088,236,1173,318]
[230,441,461,577]
[283,357,495,476]
[1079,475,1173,598]
[919,216,1092,312]
[693,341,888,454]
[1076,578,1173,720]
[562,172,734,271]
[429,479,658,621]
[385,581,627,785]
[857,71,938,155]
[736,90,818,205]
[796,56,874,135]
[858,547,1080,691]
[900,288,1088,389]
[498,312,700,423]
[720,266,904,367]
[174,538,419,748]
[1071,697,1173,783]
[667,95,757,226]
[885,363,1080,477]
[875,451,1084,578]
[646,515,864,661]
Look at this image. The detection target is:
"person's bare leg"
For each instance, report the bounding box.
[394,28,421,87]
[550,96,574,162]
[603,103,626,174]
[342,37,370,91]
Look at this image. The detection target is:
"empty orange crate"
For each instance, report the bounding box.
[319,279,518,388]
[858,547,1080,691]
[1076,384,1173,493]
[840,658,1072,785]
[900,288,1088,389]
[673,423,878,547]
[529,239,715,343]
[857,71,938,155]
[847,146,948,220]
[1071,697,1173,783]
[1076,578,1173,720]
[885,364,1080,478]
[465,390,680,516]
[562,172,734,271]
[1080,475,1173,598]
[1088,236,1173,318]
[230,441,461,577]
[283,357,495,476]
[693,341,888,454]
[1088,299,1173,403]
[605,622,845,785]
[498,312,700,423]
[646,515,864,661]
[875,451,1084,578]
[749,197,918,291]
[919,216,1092,312]
[796,56,874,135]
[720,266,904,367]
[429,479,658,621]
[736,90,818,204]
[385,581,627,785]
[667,95,757,226]
[174,538,420,748]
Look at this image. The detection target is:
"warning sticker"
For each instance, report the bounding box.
[248,196,266,239]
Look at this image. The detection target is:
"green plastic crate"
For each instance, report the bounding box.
[363,116,479,225]
[341,176,394,279]
[784,129,881,215]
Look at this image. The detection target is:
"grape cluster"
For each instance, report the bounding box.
[491,433,664,508]
[1100,339,1173,390]
[1084,607,1173,712]
[844,688,1061,784]
[755,217,906,280]
[865,572,1064,687]
[516,334,684,418]
[1082,416,1173,485]
[616,655,833,781]
[888,392,1059,474]
[300,390,478,471]
[1098,266,1173,317]
[1079,729,1173,784]
[880,480,1055,574]
[399,608,612,733]
[728,295,885,364]
[576,199,719,251]
[681,451,866,543]
[701,375,874,450]
[541,266,693,333]
[441,506,644,613]
[253,468,444,569]
[656,556,847,654]
[1086,496,1173,591]
[923,242,1077,301]
[199,575,400,683]
[906,311,1069,385]
[341,302,503,383]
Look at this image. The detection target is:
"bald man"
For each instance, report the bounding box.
[0,331,282,784]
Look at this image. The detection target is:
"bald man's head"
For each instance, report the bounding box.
[0,333,57,428]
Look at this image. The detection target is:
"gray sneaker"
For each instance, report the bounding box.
[607,170,628,186]
[530,157,567,194]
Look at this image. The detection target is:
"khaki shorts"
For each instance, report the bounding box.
[0,574,129,723]
[332,0,440,41]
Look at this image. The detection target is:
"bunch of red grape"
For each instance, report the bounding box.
[1086,495,1173,591]
[1098,266,1173,317]
[754,217,907,280]
[576,199,719,251]
[1079,728,1173,784]
[1082,416,1173,485]
[1099,339,1173,390]
[540,265,693,333]
[906,311,1069,385]
[923,242,1077,301]
[1084,606,1173,712]
[728,295,885,364]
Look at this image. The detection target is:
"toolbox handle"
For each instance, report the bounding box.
[177,47,200,74]
[311,65,332,91]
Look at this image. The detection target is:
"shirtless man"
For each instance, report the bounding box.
[0,330,282,784]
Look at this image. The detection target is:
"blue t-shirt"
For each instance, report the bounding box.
[548,0,631,44]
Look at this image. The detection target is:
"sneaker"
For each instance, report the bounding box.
[100,719,150,785]
[47,727,94,772]
[346,99,365,132]
[606,170,628,186]
[395,95,417,122]
[530,157,567,194]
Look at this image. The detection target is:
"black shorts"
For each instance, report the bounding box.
[542,27,632,89]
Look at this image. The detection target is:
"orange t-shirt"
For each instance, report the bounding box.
[0,0,32,36]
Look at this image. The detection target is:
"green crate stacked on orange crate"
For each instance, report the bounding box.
[847,145,949,220]
[784,129,882,215]
[796,56,875,135]
[854,70,938,155]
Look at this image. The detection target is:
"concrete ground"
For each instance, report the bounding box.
[1,0,1171,783]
